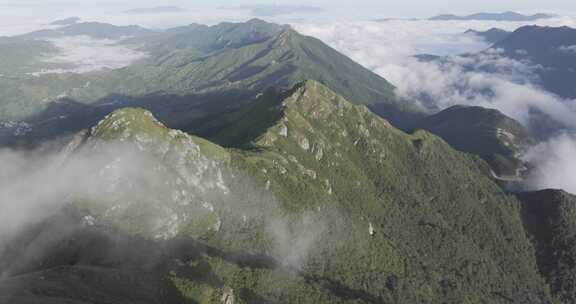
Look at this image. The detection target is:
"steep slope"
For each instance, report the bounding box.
[493,25,576,99]
[413,105,534,176]
[517,190,576,303]
[0,81,556,303]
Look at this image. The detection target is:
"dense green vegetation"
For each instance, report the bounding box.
[1,81,565,303]
[517,190,576,303]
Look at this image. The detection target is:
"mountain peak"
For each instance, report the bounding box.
[192,80,391,148]
[90,108,165,141]
[89,107,230,160]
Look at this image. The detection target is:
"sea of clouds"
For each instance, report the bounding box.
[37,36,147,74]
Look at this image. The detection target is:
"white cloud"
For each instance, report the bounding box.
[294,18,576,129]
[36,36,147,74]
[523,134,576,194]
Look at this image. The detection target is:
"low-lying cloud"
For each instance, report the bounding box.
[0,142,171,241]
[0,132,326,272]
[295,17,576,194]
[36,35,147,74]
[294,18,576,128]
[522,133,576,194]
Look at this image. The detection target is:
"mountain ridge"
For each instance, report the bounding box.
[492,25,576,99]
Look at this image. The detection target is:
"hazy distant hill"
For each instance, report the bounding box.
[430,11,555,21]
[465,28,511,44]
[50,17,81,26]
[492,25,576,99]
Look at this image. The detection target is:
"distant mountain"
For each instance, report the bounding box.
[50,17,81,26]
[21,22,154,40]
[0,19,419,144]
[517,189,576,303]
[465,28,511,44]
[124,6,187,14]
[430,11,555,21]
[225,5,324,17]
[0,81,559,303]
[491,25,576,99]
[413,105,534,176]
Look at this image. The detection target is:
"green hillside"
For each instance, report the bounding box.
[0,81,557,303]
[518,190,576,303]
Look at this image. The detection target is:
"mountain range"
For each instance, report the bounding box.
[459,26,576,100]
[1,18,576,304]
[415,25,576,139]
[430,11,555,21]
[493,25,576,99]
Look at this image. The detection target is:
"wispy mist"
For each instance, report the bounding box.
[522,134,576,194]
[0,128,326,272]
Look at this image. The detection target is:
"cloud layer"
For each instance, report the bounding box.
[523,134,576,194]
[294,18,576,124]
[37,36,147,74]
